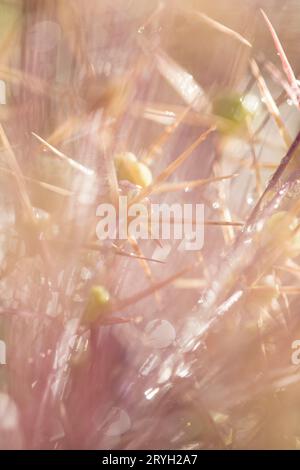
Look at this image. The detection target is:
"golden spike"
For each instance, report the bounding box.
[212,151,235,244]
[109,265,193,314]
[250,59,291,148]
[261,9,300,107]
[128,236,161,305]
[130,126,216,205]
[0,124,34,220]
[31,132,94,176]
[0,165,73,197]
[152,173,238,194]
[46,115,81,146]
[246,118,263,195]
[183,8,252,48]
[141,103,194,166]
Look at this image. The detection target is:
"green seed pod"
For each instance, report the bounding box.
[114,152,153,188]
[212,93,250,135]
[82,285,110,325]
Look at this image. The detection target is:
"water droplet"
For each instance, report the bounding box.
[247,195,254,206]
[157,354,175,384]
[80,267,92,281]
[144,387,160,400]
[105,408,131,437]
[152,244,172,262]
[242,94,260,113]
[177,317,205,352]
[144,319,176,349]
[175,361,191,378]
[139,354,159,376]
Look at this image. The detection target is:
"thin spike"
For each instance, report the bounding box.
[46,116,81,146]
[127,236,161,305]
[265,60,298,107]
[110,265,193,313]
[0,124,34,220]
[155,49,211,112]
[250,59,291,148]
[247,129,300,225]
[141,103,194,166]
[212,153,235,244]
[261,9,300,107]
[32,132,94,176]
[80,241,165,264]
[0,166,73,197]
[246,119,263,195]
[184,8,252,48]
[152,173,238,194]
[131,126,215,204]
